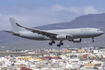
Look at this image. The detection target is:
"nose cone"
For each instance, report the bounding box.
[99,31,104,35]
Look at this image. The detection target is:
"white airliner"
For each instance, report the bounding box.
[4,17,104,47]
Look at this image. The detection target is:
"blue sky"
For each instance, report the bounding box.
[0,0,105,30]
[0,0,105,8]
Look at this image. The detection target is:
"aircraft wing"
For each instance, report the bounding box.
[16,23,57,38]
[3,30,20,36]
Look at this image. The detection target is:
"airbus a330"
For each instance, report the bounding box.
[4,17,104,47]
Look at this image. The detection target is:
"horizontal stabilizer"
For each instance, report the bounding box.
[3,30,20,36]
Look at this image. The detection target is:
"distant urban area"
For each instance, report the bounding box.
[0,46,105,70]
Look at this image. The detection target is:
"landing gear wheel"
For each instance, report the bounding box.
[60,43,63,45]
[92,38,94,42]
[92,40,94,42]
[57,44,60,47]
[49,43,52,45]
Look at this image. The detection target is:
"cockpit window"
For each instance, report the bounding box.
[97,30,100,31]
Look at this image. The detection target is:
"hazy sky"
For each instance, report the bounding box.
[0,0,104,30]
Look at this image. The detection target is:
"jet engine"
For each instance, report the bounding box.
[56,34,67,40]
[56,34,72,40]
[70,38,81,43]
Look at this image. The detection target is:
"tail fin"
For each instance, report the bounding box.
[9,17,26,32]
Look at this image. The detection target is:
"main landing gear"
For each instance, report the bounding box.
[57,40,63,47]
[49,40,63,47]
[49,40,55,45]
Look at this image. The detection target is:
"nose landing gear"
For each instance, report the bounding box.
[92,38,94,42]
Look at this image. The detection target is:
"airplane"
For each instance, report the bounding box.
[4,17,104,47]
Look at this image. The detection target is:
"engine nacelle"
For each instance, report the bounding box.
[56,34,67,40]
[70,38,81,43]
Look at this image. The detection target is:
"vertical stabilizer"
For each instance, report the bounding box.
[9,17,26,32]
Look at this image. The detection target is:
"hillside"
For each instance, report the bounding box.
[36,13,105,31]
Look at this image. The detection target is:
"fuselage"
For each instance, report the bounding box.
[18,28,104,40]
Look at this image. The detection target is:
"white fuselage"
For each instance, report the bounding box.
[19,28,104,40]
